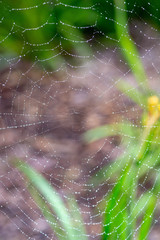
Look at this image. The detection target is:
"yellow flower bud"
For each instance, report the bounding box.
[148,95,159,114]
[148,96,159,106]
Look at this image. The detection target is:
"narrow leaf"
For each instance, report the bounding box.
[83,122,137,144]
[15,159,75,240]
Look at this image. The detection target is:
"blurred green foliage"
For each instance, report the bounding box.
[0,0,160,69]
[83,1,160,238]
[84,95,160,239]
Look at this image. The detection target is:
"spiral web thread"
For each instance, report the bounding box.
[0,1,160,239]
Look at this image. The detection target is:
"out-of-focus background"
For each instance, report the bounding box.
[1,0,160,69]
[1,1,160,239]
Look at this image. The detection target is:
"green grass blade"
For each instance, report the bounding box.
[67,197,88,240]
[132,193,156,220]
[83,124,116,143]
[152,170,160,195]
[15,159,75,240]
[28,184,64,240]
[83,121,137,144]
[136,122,158,165]
[114,0,148,89]
[102,163,136,240]
[139,150,160,178]
[137,194,157,240]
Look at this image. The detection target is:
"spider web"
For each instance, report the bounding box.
[0,1,160,239]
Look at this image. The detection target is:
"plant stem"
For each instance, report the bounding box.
[137,113,159,164]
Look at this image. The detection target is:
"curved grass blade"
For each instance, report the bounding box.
[102,163,136,240]
[137,194,157,240]
[15,159,75,240]
[132,193,157,220]
[83,121,138,144]
[114,0,148,89]
[28,184,64,240]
